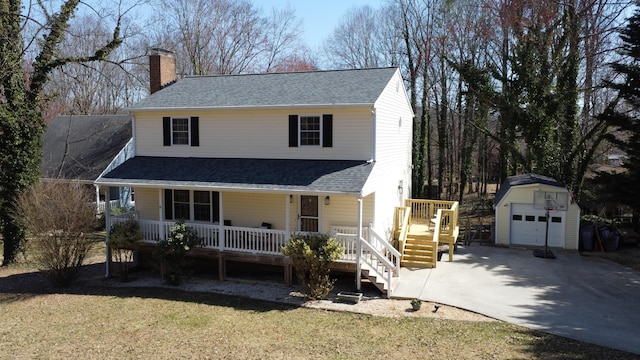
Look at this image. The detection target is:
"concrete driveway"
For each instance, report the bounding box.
[392,245,640,355]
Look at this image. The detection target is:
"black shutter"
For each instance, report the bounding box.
[163,117,171,146]
[164,189,173,220]
[190,116,199,146]
[322,114,333,148]
[212,191,220,222]
[288,115,298,147]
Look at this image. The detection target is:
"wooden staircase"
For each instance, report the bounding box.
[401,234,438,268]
[360,261,391,295]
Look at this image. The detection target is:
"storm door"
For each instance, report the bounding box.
[300,195,319,232]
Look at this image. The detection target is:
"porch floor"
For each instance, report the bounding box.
[408,221,435,238]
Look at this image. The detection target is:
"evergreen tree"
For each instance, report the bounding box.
[0,0,122,264]
[597,2,640,227]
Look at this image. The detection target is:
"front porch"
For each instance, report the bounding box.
[105,198,459,297]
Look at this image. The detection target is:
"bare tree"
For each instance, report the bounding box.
[323,5,388,69]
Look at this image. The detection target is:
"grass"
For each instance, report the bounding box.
[1,266,638,359]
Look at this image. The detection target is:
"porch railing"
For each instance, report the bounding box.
[405,199,457,224]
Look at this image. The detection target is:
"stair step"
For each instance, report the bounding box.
[402,260,435,268]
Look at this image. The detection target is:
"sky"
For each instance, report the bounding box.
[255,0,386,50]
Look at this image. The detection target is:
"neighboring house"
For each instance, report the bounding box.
[494,174,581,250]
[41,114,134,211]
[96,49,416,294]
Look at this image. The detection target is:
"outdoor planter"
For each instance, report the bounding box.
[336,292,363,304]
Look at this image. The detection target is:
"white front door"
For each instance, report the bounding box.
[299,195,319,232]
[510,203,564,247]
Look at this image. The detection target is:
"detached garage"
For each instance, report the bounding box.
[494,174,581,250]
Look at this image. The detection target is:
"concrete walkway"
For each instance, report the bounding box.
[392,245,640,355]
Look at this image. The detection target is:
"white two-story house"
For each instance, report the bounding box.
[97,49,414,294]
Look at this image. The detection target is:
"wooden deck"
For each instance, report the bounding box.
[396,200,460,268]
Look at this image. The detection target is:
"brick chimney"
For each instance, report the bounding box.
[149,48,176,94]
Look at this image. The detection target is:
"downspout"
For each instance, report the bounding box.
[356,195,363,291]
[104,186,112,278]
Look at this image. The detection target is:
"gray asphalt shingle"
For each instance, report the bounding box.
[130,68,398,110]
[41,115,132,181]
[98,157,374,194]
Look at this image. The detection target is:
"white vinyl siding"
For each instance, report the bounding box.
[133,108,371,160]
[362,69,413,232]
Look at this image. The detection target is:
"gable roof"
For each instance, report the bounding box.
[96,157,373,194]
[495,173,565,205]
[41,115,132,181]
[130,67,399,110]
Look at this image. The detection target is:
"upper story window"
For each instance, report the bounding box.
[289,114,333,148]
[172,118,190,145]
[300,116,321,146]
[163,116,199,147]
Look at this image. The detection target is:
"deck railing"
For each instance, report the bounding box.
[404,199,457,224]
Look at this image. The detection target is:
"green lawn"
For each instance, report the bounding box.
[0,268,637,359]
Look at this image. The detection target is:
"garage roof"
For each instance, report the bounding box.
[495,174,565,205]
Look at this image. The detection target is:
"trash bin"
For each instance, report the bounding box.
[580,226,594,251]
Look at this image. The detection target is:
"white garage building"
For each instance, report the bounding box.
[494,174,581,250]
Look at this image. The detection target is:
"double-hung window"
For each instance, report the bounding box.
[288,114,333,148]
[173,190,190,219]
[164,189,219,222]
[172,118,190,145]
[299,116,321,146]
[163,116,199,146]
[193,191,211,222]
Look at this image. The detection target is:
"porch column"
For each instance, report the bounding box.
[356,196,363,291]
[219,192,225,251]
[158,189,165,240]
[95,185,100,213]
[104,186,112,278]
[285,194,291,241]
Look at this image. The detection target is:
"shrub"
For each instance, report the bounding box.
[12,182,96,286]
[281,233,345,300]
[109,219,143,281]
[153,220,203,285]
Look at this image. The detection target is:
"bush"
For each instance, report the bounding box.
[109,219,143,281]
[12,182,96,286]
[153,220,203,285]
[281,233,345,300]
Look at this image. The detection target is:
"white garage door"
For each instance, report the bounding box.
[510,204,564,247]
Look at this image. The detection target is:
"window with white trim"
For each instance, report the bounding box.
[163,116,199,147]
[193,191,211,221]
[172,118,190,145]
[165,189,220,222]
[173,190,190,219]
[299,116,321,146]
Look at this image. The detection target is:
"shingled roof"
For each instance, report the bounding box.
[130,67,399,110]
[494,174,565,205]
[97,157,374,194]
[41,115,132,181]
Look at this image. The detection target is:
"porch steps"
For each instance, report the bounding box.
[360,260,390,296]
[401,235,438,268]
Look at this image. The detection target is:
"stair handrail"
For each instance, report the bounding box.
[360,238,395,297]
[396,206,411,260]
[369,225,401,276]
